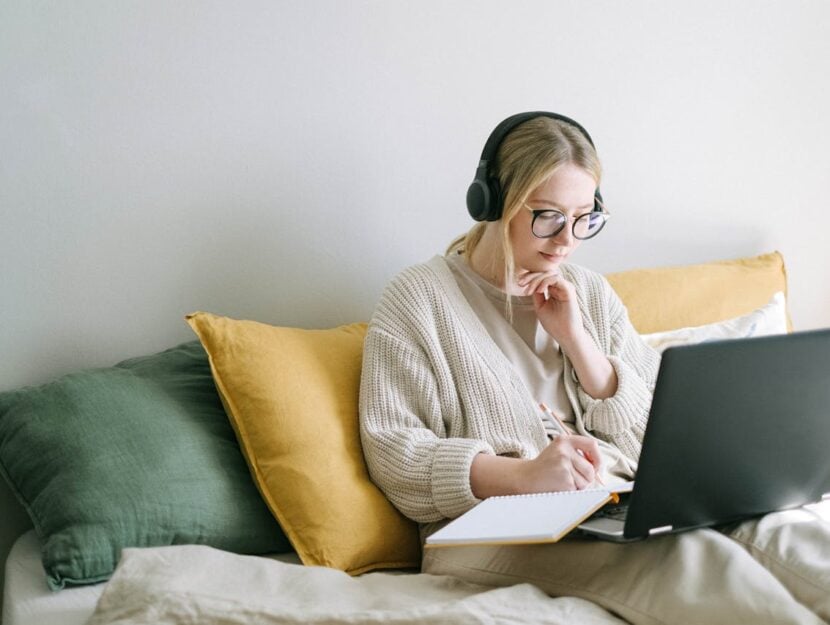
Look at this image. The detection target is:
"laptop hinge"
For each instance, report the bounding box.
[648,525,673,536]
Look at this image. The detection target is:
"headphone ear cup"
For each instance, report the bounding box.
[466,178,490,221]
[467,164,503,221]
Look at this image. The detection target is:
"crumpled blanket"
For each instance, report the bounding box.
[86,544,627,625]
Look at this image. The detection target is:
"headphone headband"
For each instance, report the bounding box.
[466,111,603,222]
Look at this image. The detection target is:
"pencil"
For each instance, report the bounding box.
[539,402,605,487]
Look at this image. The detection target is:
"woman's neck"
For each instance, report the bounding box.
[467,225,513,294]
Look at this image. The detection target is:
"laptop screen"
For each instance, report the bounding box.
[623,328,830,539]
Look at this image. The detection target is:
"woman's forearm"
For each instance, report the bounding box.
[560,330,618,399]
[469,453,527,499]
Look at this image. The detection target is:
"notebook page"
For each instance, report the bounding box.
[425,489,612,546]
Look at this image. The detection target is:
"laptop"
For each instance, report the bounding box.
[578,327,830,542]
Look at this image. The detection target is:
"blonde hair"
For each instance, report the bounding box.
[447,116,603,291]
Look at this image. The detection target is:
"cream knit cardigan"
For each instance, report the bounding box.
[359,255,660,524]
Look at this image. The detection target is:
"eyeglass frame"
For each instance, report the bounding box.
[522,200,611,240]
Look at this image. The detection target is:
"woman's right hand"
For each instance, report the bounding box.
[470,436,603,499]
[519,435,603,492]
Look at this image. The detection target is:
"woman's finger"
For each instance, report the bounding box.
[530,274,559,296]
[545,276,572,298]
[569,436,604,474]
[572,470,592,491]
[570,450,597,487]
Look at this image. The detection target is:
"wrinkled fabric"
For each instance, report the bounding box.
[86,544,626,625]
[423,501,830,625]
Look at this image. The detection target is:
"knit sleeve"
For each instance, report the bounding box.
[358,326,494,523]
[576,275,661,461]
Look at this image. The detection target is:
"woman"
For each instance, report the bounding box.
[359,112,829,625]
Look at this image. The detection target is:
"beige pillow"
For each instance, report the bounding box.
[606,251,790,334]
[186,312,421,575]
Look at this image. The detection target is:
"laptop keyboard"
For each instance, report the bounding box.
[596,502,629,521]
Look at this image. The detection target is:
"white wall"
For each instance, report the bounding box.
[2,1,829,392]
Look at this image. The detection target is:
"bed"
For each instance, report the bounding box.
[0,252,793,625]
[3,531,102,625]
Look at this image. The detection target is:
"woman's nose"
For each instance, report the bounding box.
[553,222,574,245]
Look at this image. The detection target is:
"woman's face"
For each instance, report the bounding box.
[508,163,598,276]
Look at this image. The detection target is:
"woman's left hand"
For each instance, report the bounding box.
[517,270,583,345]
[518,269,618,399]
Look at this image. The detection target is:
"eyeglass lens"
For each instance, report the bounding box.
[532,211,607,240]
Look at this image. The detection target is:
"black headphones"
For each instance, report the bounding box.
[466,111,604,222]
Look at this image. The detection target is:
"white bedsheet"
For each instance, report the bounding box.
[6,530,629,625]
[86,543,627,625]
[2,530,104,625]
[1,531,306,625]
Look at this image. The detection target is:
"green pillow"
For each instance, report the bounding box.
[0,340,291,590]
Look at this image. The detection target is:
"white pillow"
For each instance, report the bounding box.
[641,292,788,354]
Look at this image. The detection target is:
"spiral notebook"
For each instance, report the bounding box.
[425,483,632,547]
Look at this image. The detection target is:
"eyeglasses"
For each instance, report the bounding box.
[523,202,610,240]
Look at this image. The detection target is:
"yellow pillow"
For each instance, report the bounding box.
[185,312,421,574]
[605,251,791,334]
